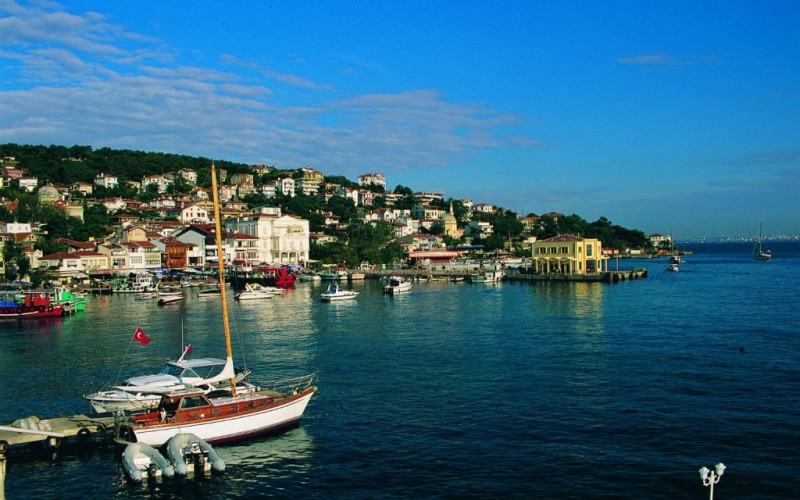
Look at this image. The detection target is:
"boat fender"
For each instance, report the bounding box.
[48,305,54,312]
[38,305,46,313]
[77,427,91,440]
[0,440,8,455]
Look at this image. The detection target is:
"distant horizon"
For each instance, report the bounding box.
[1,1,797,239]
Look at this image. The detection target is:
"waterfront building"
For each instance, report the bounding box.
[171,224,222,268]
[530,234,609,275]
[40,250,110,281]
[225,207,310,265]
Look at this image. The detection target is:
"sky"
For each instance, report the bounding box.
[0,0,798,239]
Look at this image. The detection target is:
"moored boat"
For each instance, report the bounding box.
[121,442,175,482]
[469,268,505,283]
[84,347,252,414]
[157,294,185,306]
[235,282,280,300]
[165,432,225,475]
[0,291,65,319]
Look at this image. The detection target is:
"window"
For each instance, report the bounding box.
[587,244,593,257]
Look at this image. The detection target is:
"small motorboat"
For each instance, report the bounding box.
[383,276,413,294]
[320,283,359,302]
[166,432,225,475]
[121,442,175,482]
[158,294,185,306]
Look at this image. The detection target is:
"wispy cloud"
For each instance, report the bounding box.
[617,53,683,66]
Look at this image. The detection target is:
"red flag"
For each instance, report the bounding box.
[186,344,192,355]
[133,326,150,345]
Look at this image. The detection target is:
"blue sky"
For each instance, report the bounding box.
[1,1,798,239]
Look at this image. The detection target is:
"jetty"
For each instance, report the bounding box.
[0,414,114,451]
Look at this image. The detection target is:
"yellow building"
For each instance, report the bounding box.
[531,234,609,275]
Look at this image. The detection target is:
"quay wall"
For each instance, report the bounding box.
[361,268,647,283]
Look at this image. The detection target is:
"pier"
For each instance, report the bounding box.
[0,414,114,451]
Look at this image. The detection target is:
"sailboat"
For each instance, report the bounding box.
[753,221,772,261]
[117,163,317,446]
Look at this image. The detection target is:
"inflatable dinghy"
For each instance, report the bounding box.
[166,432,225,475]
[122,442,175,482]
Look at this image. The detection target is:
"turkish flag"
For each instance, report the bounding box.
[133,326,150,345]
[186,344,192,354]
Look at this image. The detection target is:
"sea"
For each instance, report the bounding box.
[1,241,798,499]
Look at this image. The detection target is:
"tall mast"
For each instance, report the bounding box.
[211,162,237,397]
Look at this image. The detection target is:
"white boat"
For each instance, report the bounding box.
[296,273,321,282]
[197,285,221,297]
[666,263,680,272]
[235,282,280,301]
[348,272,366,281]
[165,432,225,475]
[121,442,175,482]
[383,276,412,294]
[469,269,505,283]
[84,349,248,413]
[157,294,185,306]
[320,283,359,302]
[754,220,772,261]
[116,163,317,447]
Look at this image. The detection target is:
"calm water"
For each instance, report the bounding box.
[1,242,799,499]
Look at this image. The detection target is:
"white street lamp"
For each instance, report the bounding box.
[699,463,726,500]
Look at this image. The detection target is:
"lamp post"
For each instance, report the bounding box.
[699,463,725,500]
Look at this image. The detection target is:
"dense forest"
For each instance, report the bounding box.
[0,144,652,266]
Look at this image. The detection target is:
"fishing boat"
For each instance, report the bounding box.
[231,265,296,288]
[383,276,412,294]
[468,268,505,283]
[753,220,772,261]
[116,163,317,446]
[320,283,359,302]
[0,291,65,319]
[235,283,280,301]
[112,272,156,293]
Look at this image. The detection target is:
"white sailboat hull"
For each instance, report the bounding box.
[131,390,315,446]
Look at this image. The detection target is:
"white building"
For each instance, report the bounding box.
[358,173,386,189]
[225,208,310,265]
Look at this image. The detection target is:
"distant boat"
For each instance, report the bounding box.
[754,221,772,261]
[666,262,680,272]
